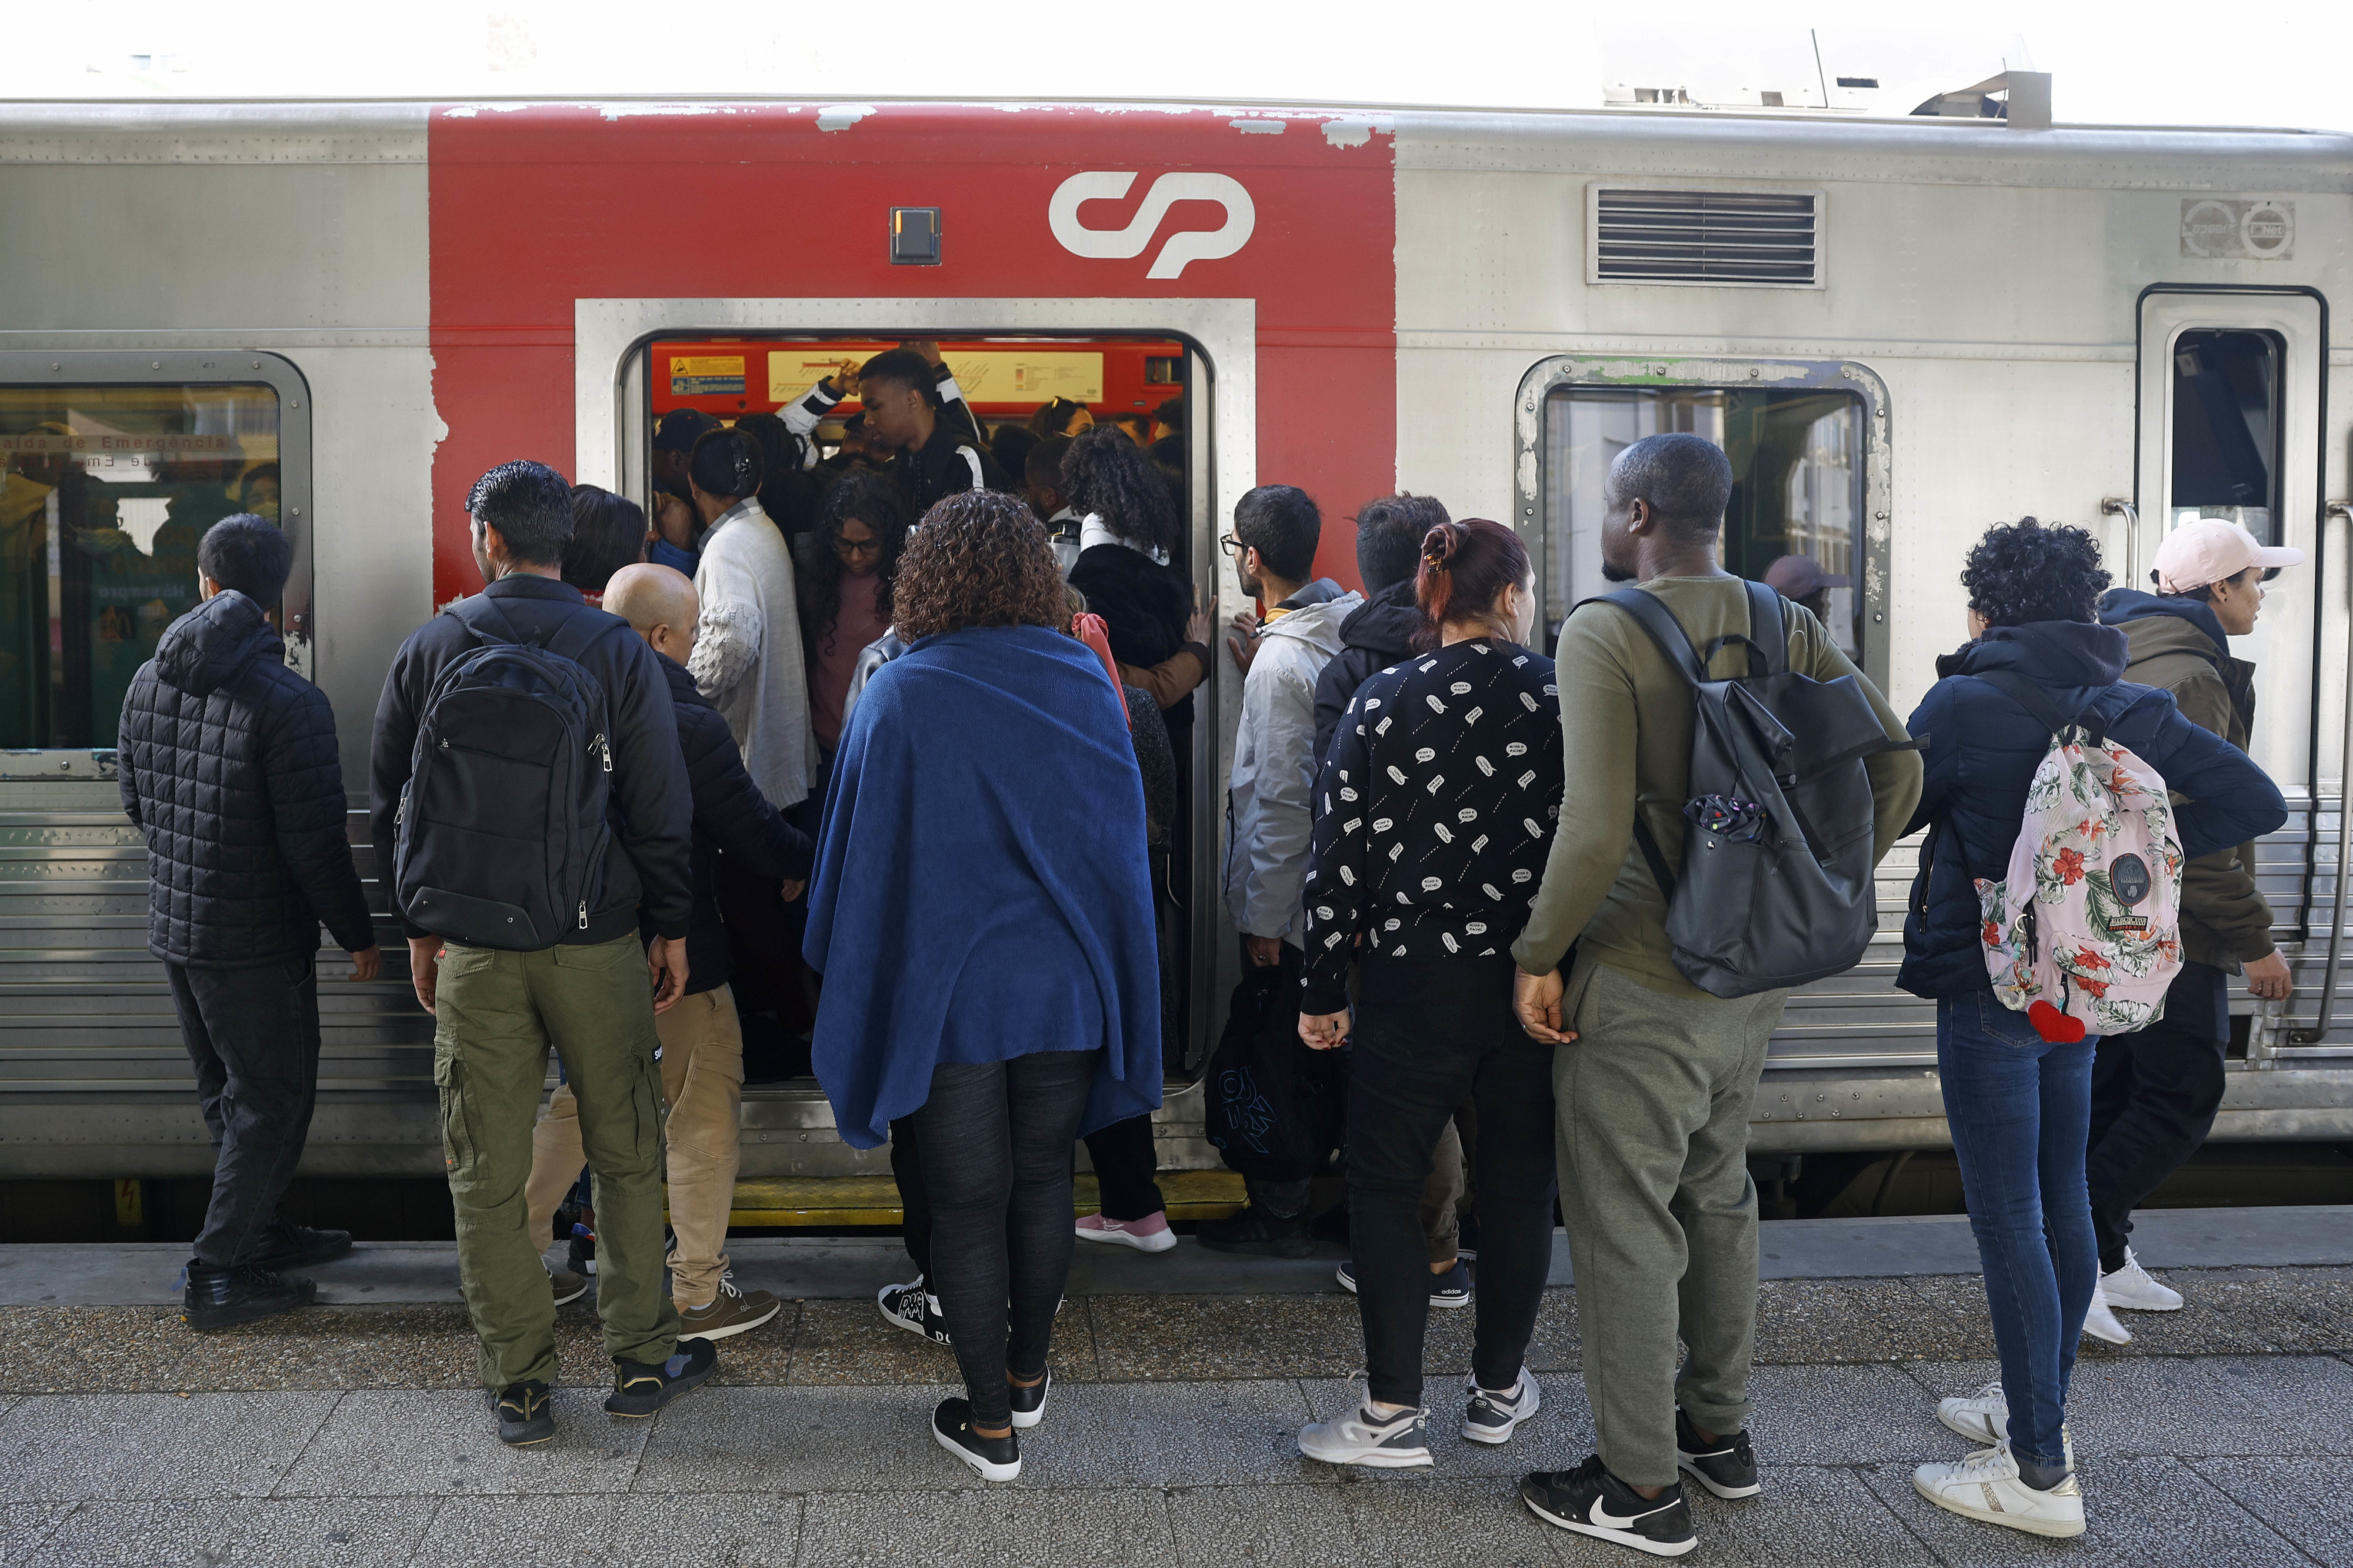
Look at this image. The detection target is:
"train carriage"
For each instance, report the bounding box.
[1,96,2348,1190]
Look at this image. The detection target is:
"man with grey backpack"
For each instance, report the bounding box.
[369,460,708,1447]
[1509,435,1921,1559]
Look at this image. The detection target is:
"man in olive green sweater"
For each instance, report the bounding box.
[1509,435,1921,1558]
[2087,519,2300,1320]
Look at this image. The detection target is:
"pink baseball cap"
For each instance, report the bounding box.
[2152,519,2304,595]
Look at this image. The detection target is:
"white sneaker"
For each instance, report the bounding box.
[2082,1292,2134,1345]
[1912,1441,2085,1537]
[1461,1370,1541,1444]
[1937,1379,2009,1444]
[1298,1402,1434,1469]
[2099,1249,2183,1312]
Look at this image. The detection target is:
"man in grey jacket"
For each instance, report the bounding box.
[1202,484,1362,1256]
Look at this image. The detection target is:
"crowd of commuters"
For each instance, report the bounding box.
[111,340,2304,1543]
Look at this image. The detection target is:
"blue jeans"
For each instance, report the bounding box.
[1936,990,2098,1469]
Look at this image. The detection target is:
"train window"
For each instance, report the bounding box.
[1539,384,1867,656]
[2169,328,2284,543]
[0,381,281,749]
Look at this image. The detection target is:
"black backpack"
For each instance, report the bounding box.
[1591,583,1904,998]
[1203,967,1343,1181]
[393,596,621,951]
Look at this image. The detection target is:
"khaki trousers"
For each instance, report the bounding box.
[1554,960,1786,1487]
[525,982,747,1308]
[434,933,678,1388]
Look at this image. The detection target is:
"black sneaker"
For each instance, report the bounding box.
[1009,1368,1051,1430]
[489,1380,554,1446]
[251,1223,352,1272]
[1521,1456,1697,1559]
[1675,1407,1761,1499]
[1197,1206,1314,1259]
[182,1262,316,1330]
[604,1336,717,1417]
[878,1276,951,1345]
[933,1397,1021,1480]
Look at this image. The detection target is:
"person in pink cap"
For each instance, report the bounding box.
[2074,518,2305,1336]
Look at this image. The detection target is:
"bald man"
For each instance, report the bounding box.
[524,561,812,1342]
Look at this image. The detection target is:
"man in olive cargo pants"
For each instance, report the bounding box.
[371,461,708,1447]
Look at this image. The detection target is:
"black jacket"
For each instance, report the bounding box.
[654,654,813,992]
[894,418,1010,518]
[118,591,375,968]
[369,574,695,946]
[1897,619,2288,998]
[1067,542,1197,728]
[1311,577,1420,763]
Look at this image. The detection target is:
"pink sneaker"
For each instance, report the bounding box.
[1074,1211,1177,1253]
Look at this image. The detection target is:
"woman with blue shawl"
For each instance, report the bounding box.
[804,490,1162,1482]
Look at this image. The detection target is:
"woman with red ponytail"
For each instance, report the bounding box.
[1291,518,1568,1470]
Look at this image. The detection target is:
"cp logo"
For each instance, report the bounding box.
[1048,171,1256,280]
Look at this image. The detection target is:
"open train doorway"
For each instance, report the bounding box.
[605,325,1223,1130]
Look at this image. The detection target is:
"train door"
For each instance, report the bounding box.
[578,297,1254,1178]
[2134,287,2351,1059]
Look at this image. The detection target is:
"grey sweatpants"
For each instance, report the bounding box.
[1554,960,1787,1487]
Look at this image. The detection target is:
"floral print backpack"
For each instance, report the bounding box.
[1971,671,2185,1042]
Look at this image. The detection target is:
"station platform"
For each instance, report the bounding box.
[4,1206,2350,1566]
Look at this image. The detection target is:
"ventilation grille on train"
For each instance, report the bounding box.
[1591,188,1821,286]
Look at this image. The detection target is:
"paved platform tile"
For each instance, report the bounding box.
[164,1306,480,1393]
[1333,1474,1572,1568]
[22,1496,441,1568]
[0,1392,338,1503]
[1912,1354,2353,1459]
[0,1309,194,1394]
[1169,1480,1362,1568]
[1664,1464,1935,1568]
[2189,1456,2353,1568]
[1017,1377,1318,1489]
[1861,1454,2313,1567]
[273,1387,651,1499]
[1754,1279,1987,1365]
[630,1383,975,1495]
[1298,1373,1594,1482]
[785,1297,1094,1387]
[800,1486,1172,1567]
[1742,1362,1959,1465]
[414,1490,801,1567]
[1,1502,71,1567]
[1091,1293,1364,1382]
[2175,1266,2353,1353]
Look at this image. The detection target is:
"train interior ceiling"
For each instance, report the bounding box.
[642,333,1198,1089]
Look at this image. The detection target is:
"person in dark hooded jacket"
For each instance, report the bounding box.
[1311,493,1451,764]
[1898,518,2285,1541]
[2084,518,2302,1321]
[116,515,381,1330]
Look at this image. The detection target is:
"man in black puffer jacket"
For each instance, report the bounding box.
[521,562,812,1347]
[1311,493,1450,764]
[116,515,381,1330]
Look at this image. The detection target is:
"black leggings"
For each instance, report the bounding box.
[1346,955,1558,1409]
[911,1049,1099,1427]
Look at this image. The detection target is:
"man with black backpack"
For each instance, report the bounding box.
[1509,435,1921,1559]
[369,461,707,1447]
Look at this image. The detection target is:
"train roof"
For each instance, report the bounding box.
[0,97,2348,191]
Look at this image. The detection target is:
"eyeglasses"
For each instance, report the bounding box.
[834,535,883,559]
[1221,533,1246,554]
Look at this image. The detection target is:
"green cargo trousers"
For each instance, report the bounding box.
[1554,959,1787,1488]
[433,932,681,1388]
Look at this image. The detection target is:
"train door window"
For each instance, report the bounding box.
[0,355,304,761]
[2168,328,2285,543]
[1535,379,1870,659]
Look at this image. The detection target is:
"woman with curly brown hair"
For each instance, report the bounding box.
[802,490,1162,1484]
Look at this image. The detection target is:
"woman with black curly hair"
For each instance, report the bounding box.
[1898,518,2284,1540]
[804,489,1162,1484]
[801,471,911,756]
[1062,424,1212,716]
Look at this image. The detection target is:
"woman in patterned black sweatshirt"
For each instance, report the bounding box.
[1292,518,1567,1471]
